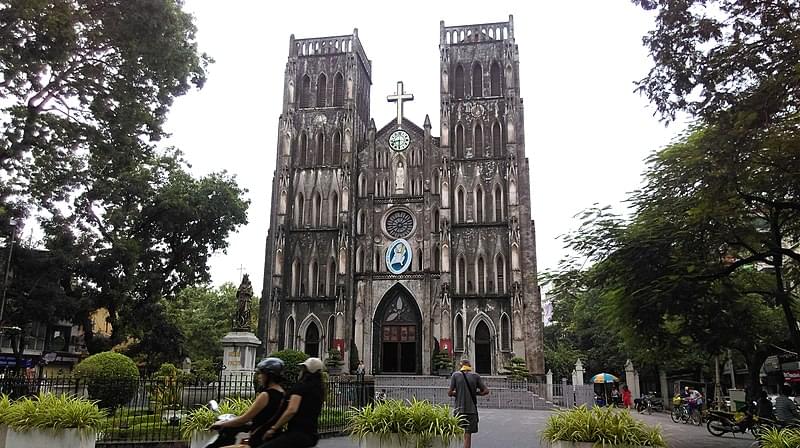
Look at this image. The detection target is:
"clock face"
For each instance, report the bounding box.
[388,130,410,152]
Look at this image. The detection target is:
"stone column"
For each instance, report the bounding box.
[546,369,553,401]
[574,359,585,385]
[625,359,637,398]
[633,369,641,399]
[659,368,669,408]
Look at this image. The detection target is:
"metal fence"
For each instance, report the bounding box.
[0,373,374,447]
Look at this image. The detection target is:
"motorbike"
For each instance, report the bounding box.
[202,400,252,448]
[705,402,774,437]
[635,393,664,414]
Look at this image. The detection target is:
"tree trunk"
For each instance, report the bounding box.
[743,349,769,403]
[771,219,800,353]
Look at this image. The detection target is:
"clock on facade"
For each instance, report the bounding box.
[388,129,410,151]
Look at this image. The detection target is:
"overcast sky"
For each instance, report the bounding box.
[164,0,685,292]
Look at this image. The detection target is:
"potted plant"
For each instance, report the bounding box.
[182,397,252,448]
[0,393,106,448]
[348,398,464,448]
[755,427,800,448]
[540,406,666,448]
[432,350,453,376]
[325,348,345,375]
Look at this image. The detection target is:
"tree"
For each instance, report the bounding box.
[633,0,800,124]
[542,265,634,380]
[0,1,250,358]
[165,283,259,367]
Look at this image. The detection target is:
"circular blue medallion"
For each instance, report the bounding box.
[385,239,413,275]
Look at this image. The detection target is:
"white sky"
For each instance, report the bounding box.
[164,0,685,292]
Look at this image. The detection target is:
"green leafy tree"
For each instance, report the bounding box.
[0,1,250,363]
[269,350,309,390]
[165,283,258,367]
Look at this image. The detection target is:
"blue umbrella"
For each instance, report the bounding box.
[590,373,620,384]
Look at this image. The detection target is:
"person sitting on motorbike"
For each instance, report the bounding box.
[757,389,776,422]
[775,384,800,425]
[210,358,286,447]
[259,357,325,448]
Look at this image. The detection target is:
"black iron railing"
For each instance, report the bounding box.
[0,373,374,446]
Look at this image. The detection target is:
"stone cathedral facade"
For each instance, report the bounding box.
[258,16,544,376]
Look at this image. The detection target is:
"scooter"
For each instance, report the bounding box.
[706,402,773,437]
[202,400,252,448]
[635,393,665,414]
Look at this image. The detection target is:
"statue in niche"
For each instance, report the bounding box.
[510,216,520,244]
[233,274,254,331]
[395,161,406,193]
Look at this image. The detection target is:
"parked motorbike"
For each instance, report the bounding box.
[705,402,773,437]
[202,400,252,448]
[635,393,664,414]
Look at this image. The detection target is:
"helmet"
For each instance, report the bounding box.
[256,357,285,377]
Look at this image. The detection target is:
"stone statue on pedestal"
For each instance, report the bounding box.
[233,274,254,331]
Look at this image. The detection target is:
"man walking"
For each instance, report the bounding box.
[448,359,489,448]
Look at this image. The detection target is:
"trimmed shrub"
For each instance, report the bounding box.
[756,426,800,448]
[269,349,308,390]
[74,351,140,410]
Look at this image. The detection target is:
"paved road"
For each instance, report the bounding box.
[318,408,757,448]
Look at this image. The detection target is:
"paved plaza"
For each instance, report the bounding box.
[319,408,756,448]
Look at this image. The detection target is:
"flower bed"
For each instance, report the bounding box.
[541,406,666,447]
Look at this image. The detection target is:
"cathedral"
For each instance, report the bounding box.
[257,16,544,376]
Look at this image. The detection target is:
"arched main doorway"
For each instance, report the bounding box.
[304,323,320,358]
[372,284,422,374]
[474,321,492,375]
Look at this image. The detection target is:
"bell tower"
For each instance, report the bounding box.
[438,16,543,373]
[259,30,372,366]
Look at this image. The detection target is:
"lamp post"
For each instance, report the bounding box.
[1,219,18,324]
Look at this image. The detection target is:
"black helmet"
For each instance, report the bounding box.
[256,357,285,377]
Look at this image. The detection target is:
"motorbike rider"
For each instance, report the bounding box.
[775,384,800,425]
[209,358,286,447]
[259,357,325,448]
[756,389,776,421]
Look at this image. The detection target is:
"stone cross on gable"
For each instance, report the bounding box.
[387,81,414,126]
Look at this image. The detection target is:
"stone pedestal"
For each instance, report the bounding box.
[221,332,261,379]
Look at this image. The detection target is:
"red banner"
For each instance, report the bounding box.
[783,370,800,383]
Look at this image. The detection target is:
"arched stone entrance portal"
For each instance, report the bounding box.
[372,284,422,374]
[474,321,492,375]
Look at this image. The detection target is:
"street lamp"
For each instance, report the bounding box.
[0,218,18,324]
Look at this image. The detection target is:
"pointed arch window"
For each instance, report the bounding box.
[433,171,440,194]
[472,63,482,97]
[457,188,465,223]
[433,208,439,233]
[333,72,345,106]
[458,256,467,294]
[492,121,502,157]
[327,258,336,296]
[490,61,502,96]
[298,132,308,166]
[454,65,465,99]
[358,174,367,196]
[330,192,339,227]
[494,185,503,221]
[327,315,336,350]
[474,123,484,156]
[478,256,486,294]
[434,246,440,272]
[455,124,465,158]
[417,248,423,271]
[316,73,327,107]
[316,133,325,165]
[332,131,342,165]
[495,254,506,293]
[454,314,464,351]
[475,186,484,222]
[285,316,295,349]
[356,247,364,272]
[501,314,511,350]
[295,193,305,227]
[300,75,311,108]
[292,259,301,296]
[313,192,322,227]
[357,209,366,234]
[310,260,319,296]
